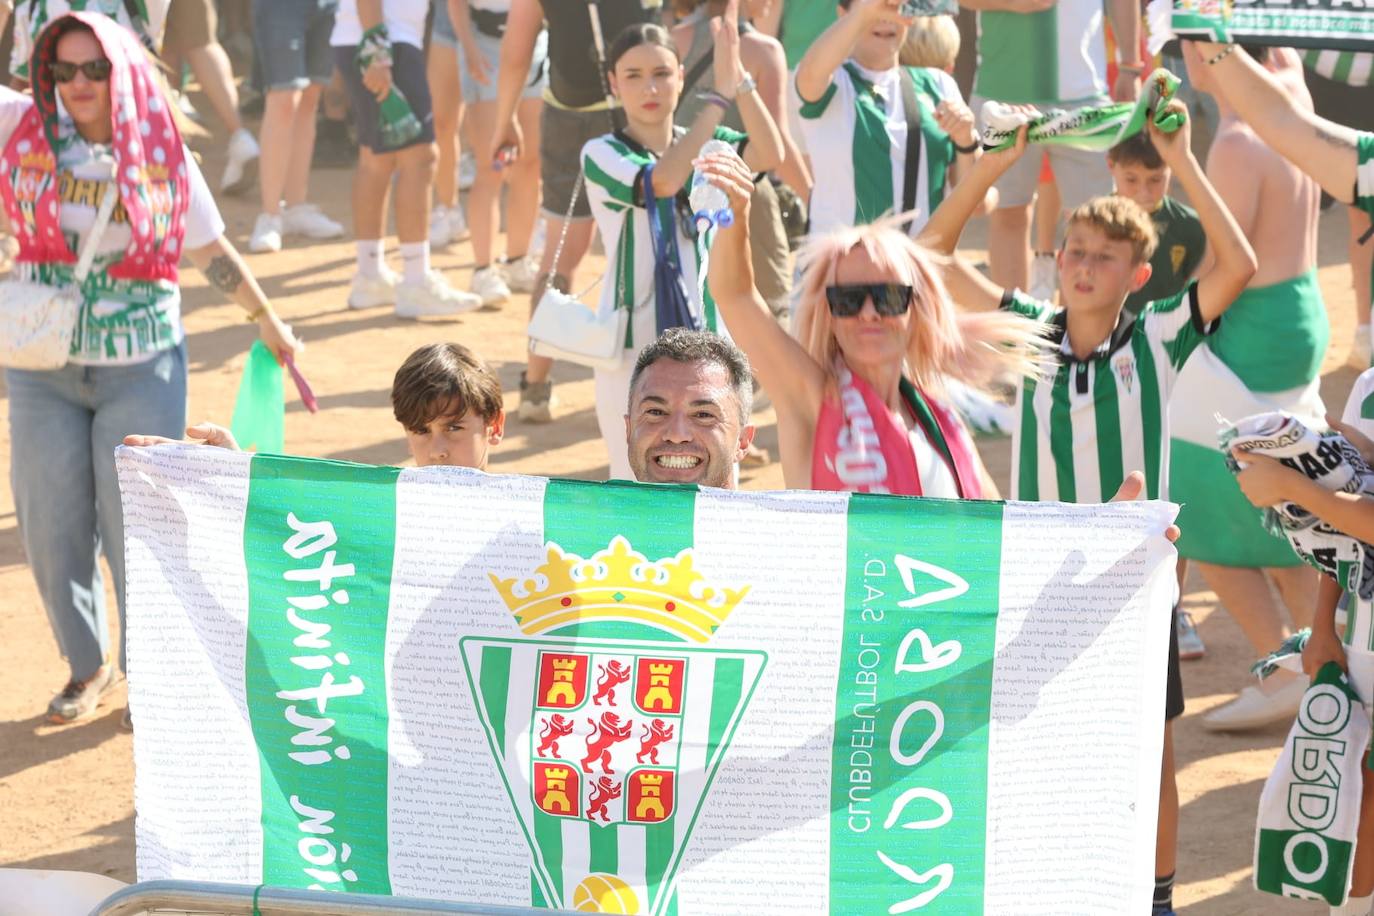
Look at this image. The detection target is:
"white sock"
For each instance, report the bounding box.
[1333,893,1374,916]
[355,240,384,280]
[400,241,430,286]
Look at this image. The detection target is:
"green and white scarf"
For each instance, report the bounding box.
[981,69,1184,152]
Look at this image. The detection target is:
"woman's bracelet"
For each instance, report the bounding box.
[1207,44,1236,66]
[245,304,269,322]
[1117,60,1145,75]
[698,91,730,113]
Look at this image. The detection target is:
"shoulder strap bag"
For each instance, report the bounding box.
[0,181,119,370]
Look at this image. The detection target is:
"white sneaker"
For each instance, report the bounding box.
[220,128,259,196]
[502,255,538,294]
[1176,610,1205,660]
[458,151,477,191]
[471,265,511,309]
[448,204,470,243]
[430,205,453,249]
[248,212,283,253]
[1028,253,1057,302]
[1202,675,1309,732]
[347,266,400,309]
[282,203,344,240]
[395,270,482,318]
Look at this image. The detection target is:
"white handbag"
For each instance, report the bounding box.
[527,173,631,371]
[0,182,118,371]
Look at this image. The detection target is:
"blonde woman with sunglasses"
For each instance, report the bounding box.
[701,147,1042,497]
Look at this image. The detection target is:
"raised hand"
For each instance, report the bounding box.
[124,422,241,450]
[711,0,744,98]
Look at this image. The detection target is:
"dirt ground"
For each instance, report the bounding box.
[0,107,1368,914]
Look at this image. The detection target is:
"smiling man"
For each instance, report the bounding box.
[624,329,756,490]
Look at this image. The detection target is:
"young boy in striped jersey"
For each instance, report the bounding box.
[921,106,1256,916]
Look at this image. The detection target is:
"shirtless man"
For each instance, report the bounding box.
[1169,44,1323,731]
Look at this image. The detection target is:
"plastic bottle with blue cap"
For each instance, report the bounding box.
[689,138,736,234]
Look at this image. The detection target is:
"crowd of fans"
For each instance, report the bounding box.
[4,1,1374,913]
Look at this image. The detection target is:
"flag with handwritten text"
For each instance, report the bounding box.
[117,446,1177,914]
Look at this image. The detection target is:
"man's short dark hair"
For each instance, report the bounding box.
[391,343,504,431]
[628,329,753,423]
[1107,131,1165,170]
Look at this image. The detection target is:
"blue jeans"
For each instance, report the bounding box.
[7,343,187,681]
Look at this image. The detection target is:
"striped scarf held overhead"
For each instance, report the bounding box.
[1302,49,1374,87]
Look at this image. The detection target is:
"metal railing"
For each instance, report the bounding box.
[91,881,576,916]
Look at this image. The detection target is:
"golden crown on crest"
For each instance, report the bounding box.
[488,536,748,643]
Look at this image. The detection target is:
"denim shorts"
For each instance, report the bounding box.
[336,42,435,153]
[253,0,338,91]
[431,0,457,49]
[457,28,547,105]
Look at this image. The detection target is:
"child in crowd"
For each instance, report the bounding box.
[126,343,505,471]
[920,105,1257,916]
[898,13,958,71]
[1108,133,1206,316]
[794,0,981,238]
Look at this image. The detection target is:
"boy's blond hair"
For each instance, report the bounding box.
[1065,195,1159,265]
[900,16,960,71]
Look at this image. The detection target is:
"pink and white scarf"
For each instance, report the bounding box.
[0,11,189,282]
[812,363,982,499]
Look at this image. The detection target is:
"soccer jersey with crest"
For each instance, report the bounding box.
[1005,283,1214,503]
[797,63,960,237]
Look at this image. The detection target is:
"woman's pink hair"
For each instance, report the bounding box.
[793,218,1046,397]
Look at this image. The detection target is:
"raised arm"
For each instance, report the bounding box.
[918,128,1027,254]
[699,150,826,423]
[1188,39,1361,204]
[654,0,782,194]
[488,0,543,165]
[1105,0,1142,101]
[744,31,811,195]
[1148,100,1255,322]
[795,0,910,104]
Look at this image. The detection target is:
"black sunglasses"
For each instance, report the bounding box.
[825,283,913,318]
[50,58,112,83]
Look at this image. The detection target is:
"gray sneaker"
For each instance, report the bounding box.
[1177,610,1205,660]
[519,371,555,423]
[47,663,115,724]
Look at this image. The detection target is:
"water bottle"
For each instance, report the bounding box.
[689,138,736,234]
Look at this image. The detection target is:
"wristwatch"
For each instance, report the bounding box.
[735,73,757,98]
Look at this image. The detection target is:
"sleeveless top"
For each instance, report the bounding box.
[538,0,656,109]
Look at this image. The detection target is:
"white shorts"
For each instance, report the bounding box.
[970,95,1114,211]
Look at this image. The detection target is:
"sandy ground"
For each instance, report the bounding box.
[0,105,1369,914]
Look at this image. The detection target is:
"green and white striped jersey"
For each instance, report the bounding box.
[1358,133,1374,220]
[1005,283,1214,503]
[796,63,959,237]
[580,126,744,350]
[973,1,1107,105]
[1302,50,1373,87]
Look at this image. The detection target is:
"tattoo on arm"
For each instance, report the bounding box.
[1314,122,1356,152]
[205,254,243,294]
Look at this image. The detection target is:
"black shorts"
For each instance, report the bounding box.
[1166,606,1184,721]
[334,42,435,153]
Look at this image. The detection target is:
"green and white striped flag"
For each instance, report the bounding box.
[117,446,1179,914]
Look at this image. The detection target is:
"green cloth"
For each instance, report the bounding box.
[1170,438,1303,567]
[1125,196,1205,316]
[1208,269,1329,393]
[780,0,837,70]
[230,341,284,453]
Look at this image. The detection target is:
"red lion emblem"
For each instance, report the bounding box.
[586,775,622,823]
[636,718,674,764]
[536,713,575,758]
[592,660,632,706]
[581,711,633,774]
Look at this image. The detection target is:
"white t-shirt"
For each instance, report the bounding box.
[11,0,170,80]
[331,0,429,48]
[0,89,225,365]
